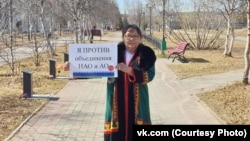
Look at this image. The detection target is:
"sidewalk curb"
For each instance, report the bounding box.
[4,100,49,141]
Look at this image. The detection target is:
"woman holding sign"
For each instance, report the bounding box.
[104,24,157,141]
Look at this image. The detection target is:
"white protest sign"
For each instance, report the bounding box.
[69,43,117,78]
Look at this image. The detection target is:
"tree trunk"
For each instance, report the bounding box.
[40,0,55,56]
[80,18,84,43]
[228,26,235,57]
[9,0,15,75]
[223,18,231,56]
[74,20,79,44]
[243,0,250,84]
[28,14,31,40]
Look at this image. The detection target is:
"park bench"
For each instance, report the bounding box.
[167,41,190,62]
[91,29,102,40]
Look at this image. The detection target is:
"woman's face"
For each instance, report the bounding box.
[123,28,141,53]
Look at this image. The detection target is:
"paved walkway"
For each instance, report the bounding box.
[4,31,244,141]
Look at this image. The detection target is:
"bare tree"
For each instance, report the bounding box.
[216,0,243,57]
[59,0,120,43]
[0,0,121,72]
[60,0,91,43]
[0,0,18,75]
[38,0,56,56]
[243,0,250,84]
[29,6,44,66]
[169,0,224,49]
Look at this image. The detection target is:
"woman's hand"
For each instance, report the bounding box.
[63,61,70,71]
[116,63,133,76]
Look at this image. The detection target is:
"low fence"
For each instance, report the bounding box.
[142,32,162,50]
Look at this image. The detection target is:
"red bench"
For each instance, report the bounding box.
[91,29,102,40]
[167,41,189,62]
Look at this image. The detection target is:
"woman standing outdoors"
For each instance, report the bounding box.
[104,24,157,141]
